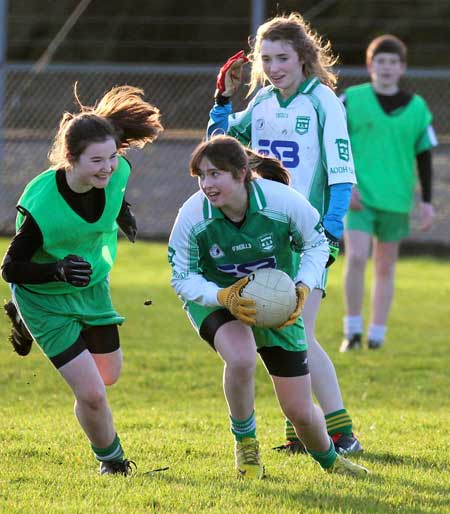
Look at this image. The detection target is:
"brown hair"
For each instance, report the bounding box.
[190,135,290,186]
[248,12,339,95]
[48,84,163,169]
[366,34,407,65]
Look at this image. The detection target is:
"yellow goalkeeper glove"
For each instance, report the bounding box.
[278,283,310,329]
[217,276,257,326]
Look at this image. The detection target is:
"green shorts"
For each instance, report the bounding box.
[185,300,307,352]
[12,279,124,358]
[346,204,410,242]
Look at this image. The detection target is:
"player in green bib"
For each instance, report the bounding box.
[208,13,362,455]
[168,135,369,479]
[340,35,437,351]
[1,85,163,475]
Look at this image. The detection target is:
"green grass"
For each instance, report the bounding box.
[0,238,449,513]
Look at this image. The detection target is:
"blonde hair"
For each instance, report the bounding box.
[48,84,163,169]
[248,12,339,95]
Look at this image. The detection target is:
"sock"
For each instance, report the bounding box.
[308,438,337,469]
[91,433,124,462]
[368,324,387,343]
[284,419,300,442]
[325,409,353,437]
[344,315,363,338]
[230,411,256,441]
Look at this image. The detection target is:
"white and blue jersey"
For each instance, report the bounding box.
[208,77,356,239]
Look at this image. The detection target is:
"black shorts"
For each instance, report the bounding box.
[50,324,120,369]
[199,309,309,377]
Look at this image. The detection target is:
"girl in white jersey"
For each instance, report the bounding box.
[208,12,362,455]
[168,135,369,479]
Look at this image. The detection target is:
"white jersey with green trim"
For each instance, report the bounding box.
[227,77,356,216]
[168,178,329,307]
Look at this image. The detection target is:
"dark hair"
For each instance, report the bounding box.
[248,12,338,94]
[48,84,163,169]
[366,35,407,65]
[190,135,290,186]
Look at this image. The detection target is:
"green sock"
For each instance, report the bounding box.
[285,419,300,442]
[325,409,353,437]
[91,433,124,462]
[308,438,337,469]
[230,411,256,441]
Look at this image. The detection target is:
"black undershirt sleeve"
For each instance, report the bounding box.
[1,210,59,284]
[118,199,128,217]
[416,150,432,203]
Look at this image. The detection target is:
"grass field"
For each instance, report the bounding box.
[0,238,449,514]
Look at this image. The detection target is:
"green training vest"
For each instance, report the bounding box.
[16,156,131,294]
[345,83,432,212]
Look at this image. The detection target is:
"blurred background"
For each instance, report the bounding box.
[0,0,449,252]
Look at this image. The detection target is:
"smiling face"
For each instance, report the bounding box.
[66,137,118,193]
[197,157,248,221]
[260,39,305,99]
[368,52,406,94]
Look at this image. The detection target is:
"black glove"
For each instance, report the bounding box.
[324,230,340,268]
[117,201,137,243]
[54,255,92,287]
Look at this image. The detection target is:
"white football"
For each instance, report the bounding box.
[241,268,297,328]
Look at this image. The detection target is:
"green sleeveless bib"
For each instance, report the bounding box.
[16,156,131,294]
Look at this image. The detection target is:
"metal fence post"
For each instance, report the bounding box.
[251,0,266,37]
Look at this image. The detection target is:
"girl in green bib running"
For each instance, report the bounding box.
[1,85,162,475]
[168,135,369,479]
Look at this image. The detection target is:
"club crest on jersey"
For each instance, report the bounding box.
[259,234,274,251]
[209,244,225,258]
[335,138,350,161]
[314,222,324,234]
[168,247,176,267]
[295,116,310,135]
[256,118,265,130]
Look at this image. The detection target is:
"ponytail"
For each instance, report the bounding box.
[49,83,163,169]
[246,148,291,185]
[93,85,162,149]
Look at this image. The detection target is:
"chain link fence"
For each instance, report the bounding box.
[0,64,449,248]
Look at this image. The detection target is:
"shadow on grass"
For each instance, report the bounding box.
[363,450,450,472]
[7,459,448,514]
[131,469,438,513]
